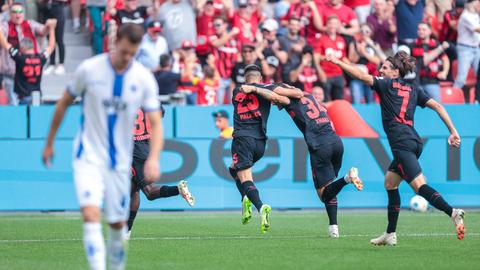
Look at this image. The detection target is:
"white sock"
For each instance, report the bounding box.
[108,225,128,270]
[73,18,81,28]
[83,222,106,270]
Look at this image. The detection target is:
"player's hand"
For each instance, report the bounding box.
[448,132,461,148]
[42,145,54,168]
[144,158,161,184]
[240,85,256,93]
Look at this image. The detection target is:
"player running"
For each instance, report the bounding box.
[327,51,465,246]
[128,107,195,237]
[42,24,163,270]
[230,64,303,233]
[278,86,363,237]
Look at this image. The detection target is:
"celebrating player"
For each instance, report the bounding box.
[278,84,363,237]
[230,64,303,233]
[327,51,465,246]
[128,106,195,237]
[42,24,163,270]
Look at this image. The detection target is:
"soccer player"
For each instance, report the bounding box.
[278,85,364,237]
[326,51,465,246]
[42,24,163,270]
[128,106,195,237]
[230,64,303,233]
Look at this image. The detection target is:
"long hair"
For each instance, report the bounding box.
[386,51,417,78]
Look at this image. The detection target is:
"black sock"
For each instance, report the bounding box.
[418,185,453,216]
[242,181,263,211]
[324,197,338,225]
[159,186,179,198]
[229,167,245,199]
[321,177,348,203]
[387,189,400,233]
[127,211,137,231]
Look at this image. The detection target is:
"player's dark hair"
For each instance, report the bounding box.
[116,23,144,44]
[159,54,171,68]
[245,64,262,82]
[387,51,416,78]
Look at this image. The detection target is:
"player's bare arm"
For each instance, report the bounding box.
[144,110,164,183]
[326,55,374,86]
[425,99,461,148]
[42,91,75,167]
[273,84,304,99]
[240,85,290,105]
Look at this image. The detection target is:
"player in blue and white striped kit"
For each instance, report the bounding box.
[42,24,163,270]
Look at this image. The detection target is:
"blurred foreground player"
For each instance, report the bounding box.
[128,106,195,237]
[279,85,363,237]
[42,24,163,270]
[230,64,303,233]
[327,51,465,246]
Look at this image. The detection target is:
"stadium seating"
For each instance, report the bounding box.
[441,87,465,104]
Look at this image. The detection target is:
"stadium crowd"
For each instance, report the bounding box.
[0,0,479,105]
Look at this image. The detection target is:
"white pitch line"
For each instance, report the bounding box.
[1,233,479,243]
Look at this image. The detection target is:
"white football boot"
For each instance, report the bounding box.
[178,180,195,206]
[370,232,397,246]
[344,167,364,191]
[451,208,466,240]
[328,225,339,238]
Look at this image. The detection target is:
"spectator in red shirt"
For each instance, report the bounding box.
[197,64,220,106]
[322,0,360,41]
[366,0,397,55]
[440,0,464,81]
[344,0,371,23]
[231,0,263,46]
[281,0,324,50]
[209,16,239,104]
[317,15,349,101]
[196,0,217,64]
[289,45,326,93]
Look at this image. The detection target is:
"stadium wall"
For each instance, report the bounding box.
[0,105,479,211]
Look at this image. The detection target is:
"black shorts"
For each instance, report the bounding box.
[310,137,344,189]
[131,158,147,192]
[231,136,266,171]
[388,140,423,183]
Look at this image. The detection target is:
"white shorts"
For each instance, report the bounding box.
[73,160,131,224]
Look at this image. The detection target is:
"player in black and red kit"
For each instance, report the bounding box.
[127,106,195,237]
[327,51,465,246]
[279,87,364,237]
[230,64,303,233]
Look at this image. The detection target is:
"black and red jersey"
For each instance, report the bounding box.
[132,106,165,160]
[114,7,148,26]
[411,38,446,85]
[209,34,238,79]
[232,83,278,139]
[10,48,47,98]
[284,93,336,151]
[372,77,431,147]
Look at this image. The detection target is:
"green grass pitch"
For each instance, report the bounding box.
[1,210,479,270]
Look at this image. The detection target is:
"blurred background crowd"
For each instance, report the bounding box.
[0,0,479,106]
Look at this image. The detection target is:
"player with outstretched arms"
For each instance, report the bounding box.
[277,84,364,237]
[229,64,303,233]
[326,51,465,246]
[128,106,195,238]
[42,24,163,270]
